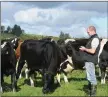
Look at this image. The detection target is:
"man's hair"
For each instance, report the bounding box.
[89,26,96,32]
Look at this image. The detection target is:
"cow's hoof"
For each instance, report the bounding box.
[42,88,50,94]
[13,88,16,92]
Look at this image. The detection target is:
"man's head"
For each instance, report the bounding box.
[87,26,96,36]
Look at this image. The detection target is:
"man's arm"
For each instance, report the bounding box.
[79,38,99,54]
[84,48,96,54]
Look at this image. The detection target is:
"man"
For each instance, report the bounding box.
[79,26,100,96]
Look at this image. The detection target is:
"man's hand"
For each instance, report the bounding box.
[79,46,86,51]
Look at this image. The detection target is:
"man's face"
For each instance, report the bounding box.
[87,28,91,36]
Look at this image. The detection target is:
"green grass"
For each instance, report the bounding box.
[1,70,108,96]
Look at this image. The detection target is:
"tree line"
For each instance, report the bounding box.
[1,24,71,39]
[1,24,24,37]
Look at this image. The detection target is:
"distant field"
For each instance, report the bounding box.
[1,69,108,96]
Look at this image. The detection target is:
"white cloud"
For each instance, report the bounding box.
[1,2,107,38]
[1,19,12,28]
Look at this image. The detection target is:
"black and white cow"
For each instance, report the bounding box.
[2,37,20,50]
[16,39,66,94]
[56,38,88,84]
[1,37,20,92]
[1,40,17,92]
[98,39,108,84]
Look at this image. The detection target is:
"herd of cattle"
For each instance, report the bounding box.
[1,37,108,94]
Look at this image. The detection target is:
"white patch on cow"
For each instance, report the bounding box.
[1,42,7,48]
[64,64,73,73]
[65,39,75,44]
[30,77,34,87]
[11,40,14,43]
[19,74,22,79]
[83,66,86,69]
[16,59,19,72]
[56,73,61,84]
[15,38,17,41]
[98,68,101,77]
[98,39,108,63]
[63,73,68,83]
[51,38,54,42]
[25,68,29,79]
[101,78,105,84]
[1,86,3,93]
[101,72,107,84]
[6,51,8,54]
[67,55,73,64]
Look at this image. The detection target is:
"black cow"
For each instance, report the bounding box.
[98,39,108,84]
[1,41,17,92]
[16,39,64,94]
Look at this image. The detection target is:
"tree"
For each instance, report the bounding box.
[7,26,12,33]
[59,31,65,39]
[59,31,71,40]
[12,24,22,36]
[1,26,5,33]
[64,33,71,39]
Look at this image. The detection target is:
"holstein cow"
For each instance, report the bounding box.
[16,39,66,94]
[1,37,20,92]
[1,40,17,92]
[56,38,88,84]
[98,39,108,84]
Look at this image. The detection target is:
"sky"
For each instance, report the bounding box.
[1,1,108,38]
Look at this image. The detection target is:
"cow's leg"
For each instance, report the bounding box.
[56,73,61,84]
[11,72,17,92]
[63,73,68,83]
[29,70,35,87]
[42,73,54,94]
[1,73,4,93]
[25,68,29,79]
[16,58,25,80]
[98,67,101,77]
[101,68,106,84]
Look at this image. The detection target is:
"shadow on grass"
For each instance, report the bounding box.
[2,82,21,93]
[68,77,86,82]
[23,78,43,88]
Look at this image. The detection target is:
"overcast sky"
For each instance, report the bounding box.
[1,2,108,38]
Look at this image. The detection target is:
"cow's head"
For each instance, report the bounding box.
[65,41,73,56]
[1,41,12,55]
[10,37,20,50]
[59,60,74,73]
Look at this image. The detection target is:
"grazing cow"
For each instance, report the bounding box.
[98,39,108,84]
[1,41,17,92]
[56,38,88,84]
[16,39,66,94]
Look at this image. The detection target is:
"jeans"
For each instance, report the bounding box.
[85,62,97,85]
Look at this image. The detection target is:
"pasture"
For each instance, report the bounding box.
[1,69,108,96]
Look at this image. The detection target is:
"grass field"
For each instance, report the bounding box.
[1,69,108,96]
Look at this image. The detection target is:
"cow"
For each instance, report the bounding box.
[56,38,88,84]
[98,39,108,84]
[2,37,20,50]
[15,40,29,79]
[57,38,106,84]
[1,40,17,92]
[16,39,66,94]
